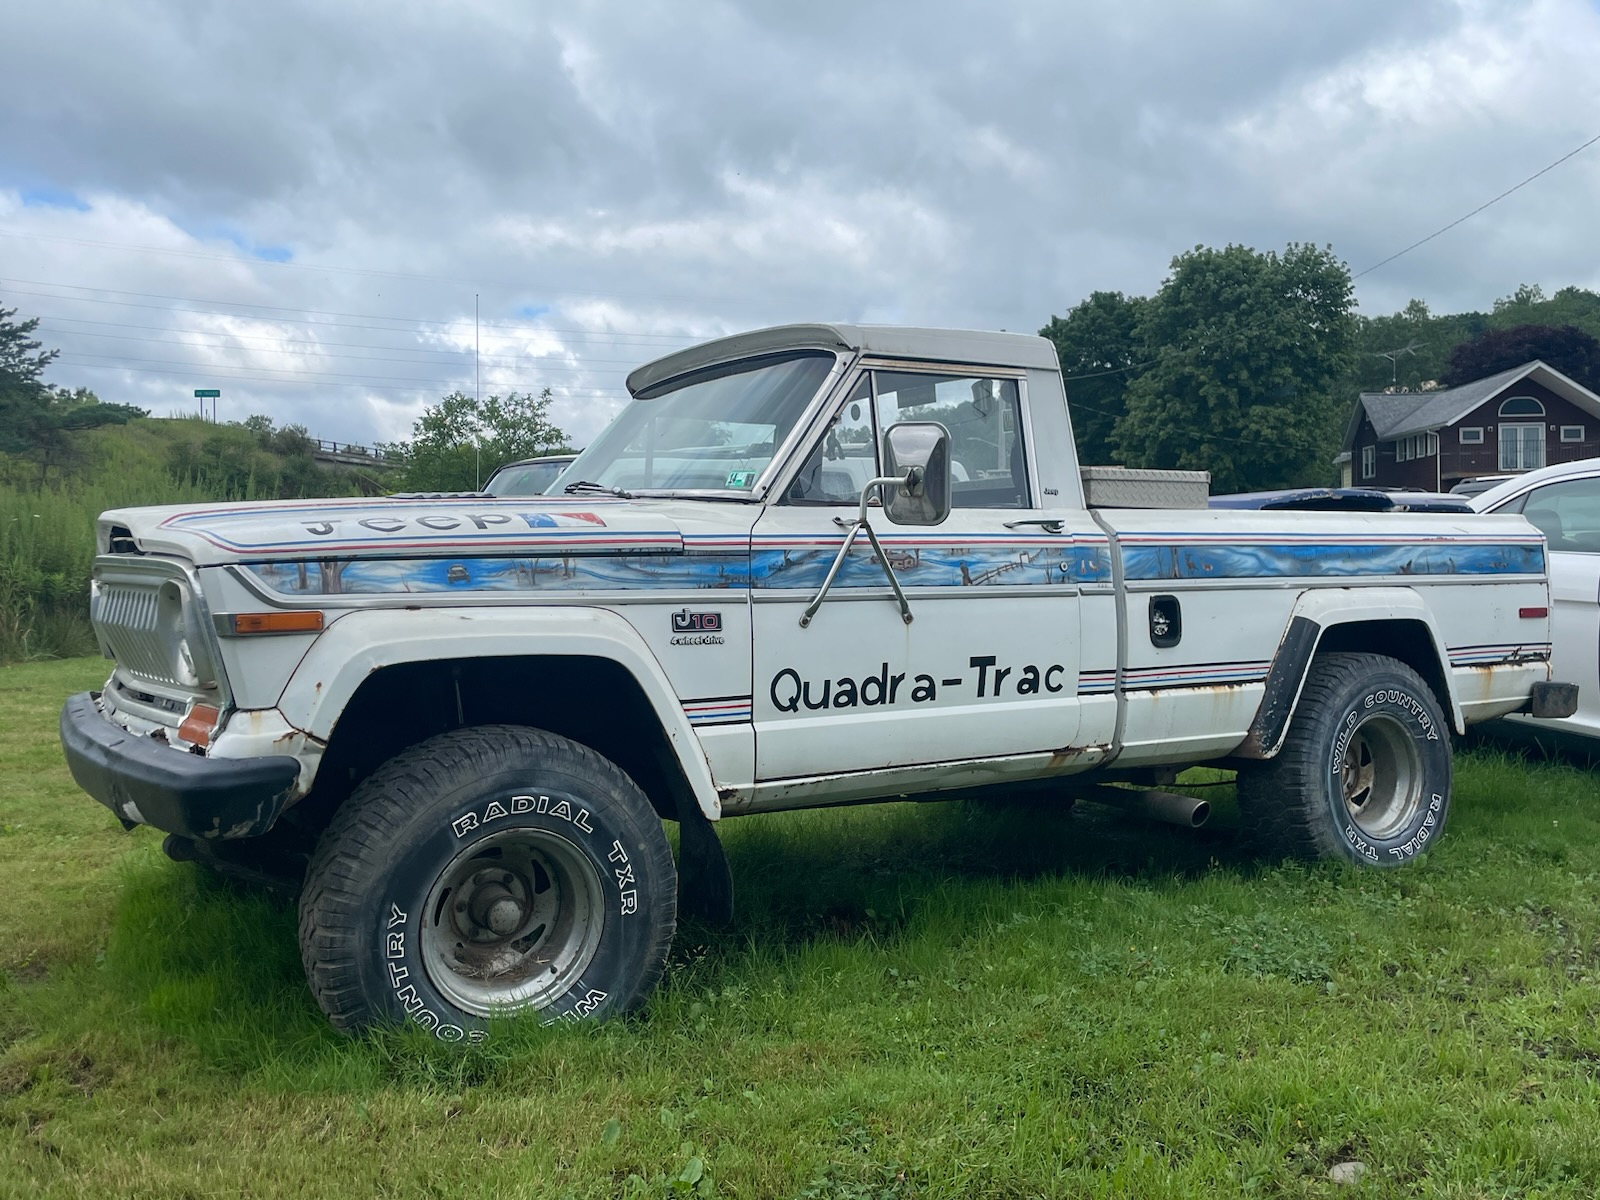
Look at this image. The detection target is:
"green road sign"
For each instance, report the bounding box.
[194,389,221,398]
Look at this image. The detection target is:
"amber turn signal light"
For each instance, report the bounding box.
[178,704,221,748]
[231,611,326,635]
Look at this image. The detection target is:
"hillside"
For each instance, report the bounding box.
[0,416,367,663]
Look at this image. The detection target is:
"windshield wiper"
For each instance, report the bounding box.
[644,492,760,503]
[563,480,634,498]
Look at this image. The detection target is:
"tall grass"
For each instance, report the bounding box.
[0,419,358,663]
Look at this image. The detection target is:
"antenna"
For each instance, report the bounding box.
[1373,340,1424,385]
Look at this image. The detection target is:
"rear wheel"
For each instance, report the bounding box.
[1237,652,1451,867]
[298,725,676,1037]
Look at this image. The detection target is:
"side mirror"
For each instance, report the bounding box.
[881,422,952,526]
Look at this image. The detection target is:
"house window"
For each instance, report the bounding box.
[1459,427,1484,444]
[1561,425,1584,443]
[1393,433,1437,463]
[1499,396,1545,417]
[1500,422,1546,471]
[1361,445,1375,480]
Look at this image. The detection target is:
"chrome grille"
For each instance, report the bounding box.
[93,579,179,686]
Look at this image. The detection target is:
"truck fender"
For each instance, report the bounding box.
[272,605,726,819]
[1235,587,1460,759]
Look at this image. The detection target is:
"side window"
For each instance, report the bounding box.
[1511,478,1600,552]
[787,376,877,504]
[874,371,1029,508]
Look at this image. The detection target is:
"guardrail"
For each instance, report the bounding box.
[314,439,391,462]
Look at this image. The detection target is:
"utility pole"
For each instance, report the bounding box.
[475,293,481,490]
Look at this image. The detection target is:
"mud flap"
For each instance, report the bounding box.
[675,799,733,926]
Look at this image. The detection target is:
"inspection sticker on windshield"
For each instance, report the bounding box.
[725,470,757,489]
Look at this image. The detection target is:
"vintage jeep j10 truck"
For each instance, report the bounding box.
[60,323,1576,1038]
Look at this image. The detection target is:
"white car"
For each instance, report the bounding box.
[1473,459,1600,743]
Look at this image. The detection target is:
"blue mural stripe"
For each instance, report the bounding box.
[750,543,1111,588]
[239,536,1544,598]
[1119,540,1544,581]
[247,552,751,595]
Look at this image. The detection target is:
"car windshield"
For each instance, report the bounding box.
[559,351,836,495]
[484,459,570,497]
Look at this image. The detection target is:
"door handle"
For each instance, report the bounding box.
[1003,518,1067,534]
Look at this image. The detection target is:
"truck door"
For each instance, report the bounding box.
[750,367,1095,781]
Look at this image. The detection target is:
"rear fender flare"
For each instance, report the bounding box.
[1236,588,1459,759]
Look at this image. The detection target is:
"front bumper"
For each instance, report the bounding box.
[59,691,301,839]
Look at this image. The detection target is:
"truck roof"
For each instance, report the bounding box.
[625,323,1061,396]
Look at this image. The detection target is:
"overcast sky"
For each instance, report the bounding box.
[2,0,1597,449]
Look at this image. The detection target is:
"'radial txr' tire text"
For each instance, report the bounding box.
[297,725,677,1038]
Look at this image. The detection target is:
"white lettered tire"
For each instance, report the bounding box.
[298,725,676,1037]
[1237,652,1452,867]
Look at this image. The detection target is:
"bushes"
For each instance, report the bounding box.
[0,416,360,663]
[164,417,346,500]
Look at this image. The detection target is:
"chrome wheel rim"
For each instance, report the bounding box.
[420,827,605,1017]
[1340,714,1423,840]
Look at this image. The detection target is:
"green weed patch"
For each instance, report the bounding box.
[5,658,1600,1195]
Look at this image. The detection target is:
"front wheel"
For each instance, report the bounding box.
[1237,652,1451,867]
[298,725,676,1037]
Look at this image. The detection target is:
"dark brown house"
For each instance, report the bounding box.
[1337,361,1600,490]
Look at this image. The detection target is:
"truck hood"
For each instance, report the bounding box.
[98,495,734,565]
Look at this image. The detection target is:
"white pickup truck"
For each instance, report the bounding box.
[60,323,1575,1039]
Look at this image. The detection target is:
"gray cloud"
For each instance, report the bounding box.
[2,0,1596,448]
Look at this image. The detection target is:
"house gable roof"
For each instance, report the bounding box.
[1343,361,1600,451]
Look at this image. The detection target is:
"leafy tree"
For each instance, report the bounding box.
[1111,243,1357,493]
[386,389,570,492]
[1478,284,1600,344]
[1442,324,1600,391]
[0,303,146,484]
[238,413,317,458]
[1039,291,1148,466]
[0,303,57,389]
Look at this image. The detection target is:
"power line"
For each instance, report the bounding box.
[0,276,698,341]
[9,284,684,353]
[0,228,494,287]
[1060,357,1159,383]
[35,320,634,374]
[1354,131,1600,279]
[54,357,459,395]
[56,351,621,396]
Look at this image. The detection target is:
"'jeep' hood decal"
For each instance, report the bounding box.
[103,497,685,564]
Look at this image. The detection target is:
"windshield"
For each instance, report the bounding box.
[558,351,836,494]
[484,459,572,497]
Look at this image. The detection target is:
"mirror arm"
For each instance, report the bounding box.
[858,517,915,625]
[858,472,914,525]
[799,476,917,629]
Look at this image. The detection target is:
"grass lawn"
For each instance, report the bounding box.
[4,658,1600,1197]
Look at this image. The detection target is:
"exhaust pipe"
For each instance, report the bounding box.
[1081,786,1210,829]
